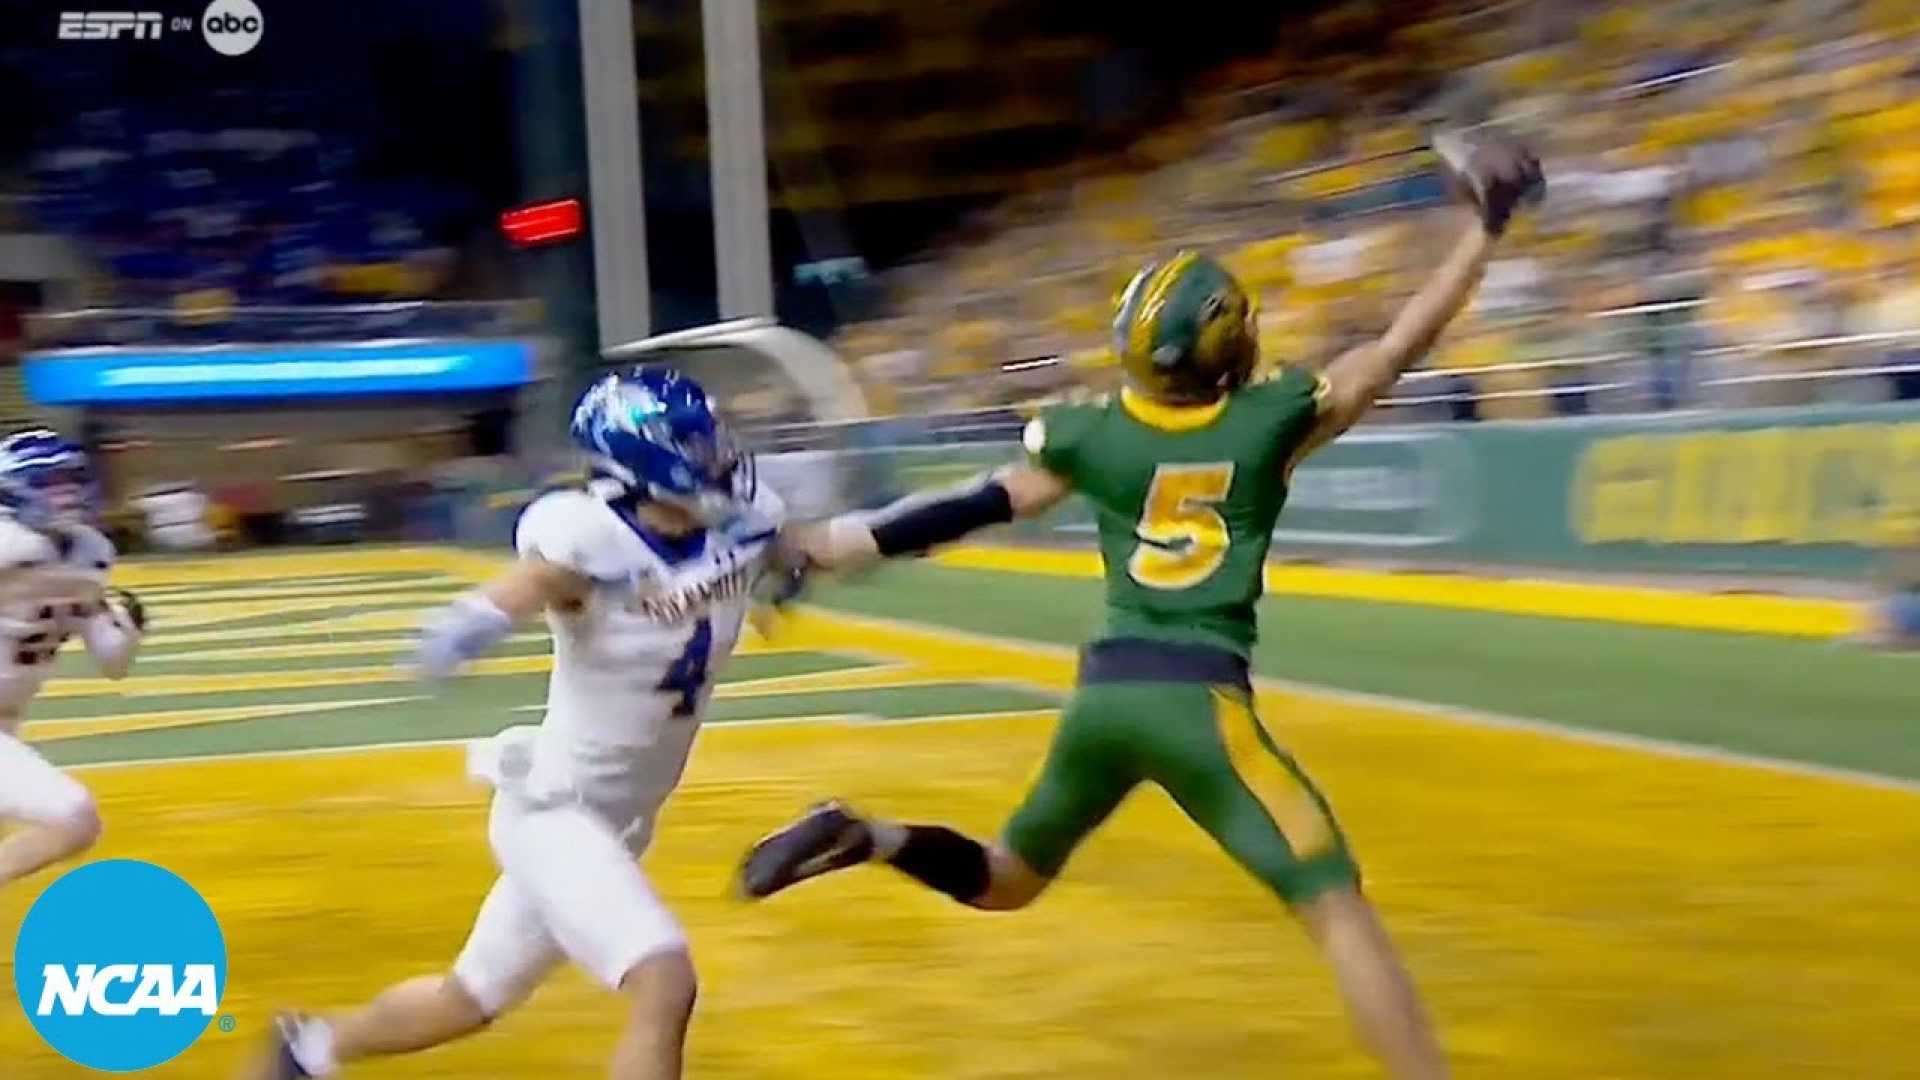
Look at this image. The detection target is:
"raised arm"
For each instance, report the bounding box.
[1309,134,1542,451]
[782,463,1071,573]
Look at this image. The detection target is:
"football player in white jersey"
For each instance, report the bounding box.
[0,430,147,889]
[250,369,796,1080]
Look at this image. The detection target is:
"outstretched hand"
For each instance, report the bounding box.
[1433,130,1544,237]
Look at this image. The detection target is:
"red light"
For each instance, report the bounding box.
[501,199,583,247]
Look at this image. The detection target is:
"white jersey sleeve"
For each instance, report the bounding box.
[0,519,60,572]
[721,469,787,546]
[0,521,105,605]
[0,522,119,717]
[514,491,635,583]
[62,525,117,578]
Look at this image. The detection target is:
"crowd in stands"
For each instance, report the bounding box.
[26,97,469,308]
[26,299,539,351]
[830,0,1920,421]
[4,24,497,340]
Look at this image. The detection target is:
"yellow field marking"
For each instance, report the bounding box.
[144,609,436,644]
[23,696,422,741]
[13,686,1916,1078]
[505,664,955,712]
[711,663,944,699]
[930,545,1864,638]
[135,572,407,596]
[52,630,819,698]
[139,633,548,664]
[149,594,444,631]
[778,607,1078,690]
[783,605,1919,794]
[139,576,464,605]
[13,549,1907,1077]
[42,652,550,700]
[847,706,1056,728]
[115,546,460,588]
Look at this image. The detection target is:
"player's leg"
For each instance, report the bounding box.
[609,949,697,1080]
[240,874,561,1079]
[488,795,695,1080]
[1296,885,1446,1080]
[739,684,1138,910]
[1145,685,1445,1080]
[0,730,102,886]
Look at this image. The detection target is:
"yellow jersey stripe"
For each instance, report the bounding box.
[1213,689,1334,857]
[1119,386,1229,431]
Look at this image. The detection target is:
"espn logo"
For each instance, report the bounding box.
[58,11,164,40]
[36,964,220,1018]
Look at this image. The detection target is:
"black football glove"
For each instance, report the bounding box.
[109,587,147,632]
[755,547,813,610]
[1433,130,1545,238]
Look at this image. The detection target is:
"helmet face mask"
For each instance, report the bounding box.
[570,368,751,529]
[1113,250,1260,403]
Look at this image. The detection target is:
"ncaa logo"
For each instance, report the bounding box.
[12,860,228,1071]
[202,0,264,56]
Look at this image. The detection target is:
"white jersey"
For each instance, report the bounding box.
[0,519,117,728]
[471,484,785,849]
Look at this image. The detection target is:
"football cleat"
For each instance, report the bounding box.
[738,801,876,900]
[241,1013,312,1079]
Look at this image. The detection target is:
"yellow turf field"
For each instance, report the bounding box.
[2,548,1916,1078]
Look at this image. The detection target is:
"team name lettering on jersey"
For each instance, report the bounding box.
[629,550,762,624]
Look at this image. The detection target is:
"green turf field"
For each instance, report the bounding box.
[11,548,1918,1080]
[41,556,1917,782]
[818,563,1920,781]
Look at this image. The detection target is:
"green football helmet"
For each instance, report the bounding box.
[1110,251,1259,402]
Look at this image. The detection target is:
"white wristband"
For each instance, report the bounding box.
[414,594,513,680]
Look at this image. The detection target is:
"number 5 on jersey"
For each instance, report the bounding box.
[1128,463,1234,590]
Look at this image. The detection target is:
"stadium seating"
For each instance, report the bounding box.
[8,41,470,313]
[836,0,1920,418]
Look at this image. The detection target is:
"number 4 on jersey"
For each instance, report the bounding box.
[657,617,712,718]
[1128,463,1234,590]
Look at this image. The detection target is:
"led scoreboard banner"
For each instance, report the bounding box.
[24,341,535,405]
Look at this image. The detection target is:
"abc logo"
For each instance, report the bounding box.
[202,0,264,56]
[12,860,228,1071]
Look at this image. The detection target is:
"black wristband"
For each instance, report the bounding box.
[869,480,1015,558]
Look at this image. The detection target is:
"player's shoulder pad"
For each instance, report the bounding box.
[0,518,60,569]
[1020,388,1111,461]
[61,525,117,572]
[1245,364,1332,413]
[514,489,626,576]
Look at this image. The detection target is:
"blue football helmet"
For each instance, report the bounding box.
[0,429,101,531]
[569,367,754,526]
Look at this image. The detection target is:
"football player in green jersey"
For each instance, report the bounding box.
[746,134,1542,1079]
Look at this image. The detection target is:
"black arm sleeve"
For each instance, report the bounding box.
[868,479,1015,558]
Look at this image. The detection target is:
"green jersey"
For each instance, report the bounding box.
[1023,367,1327,656]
